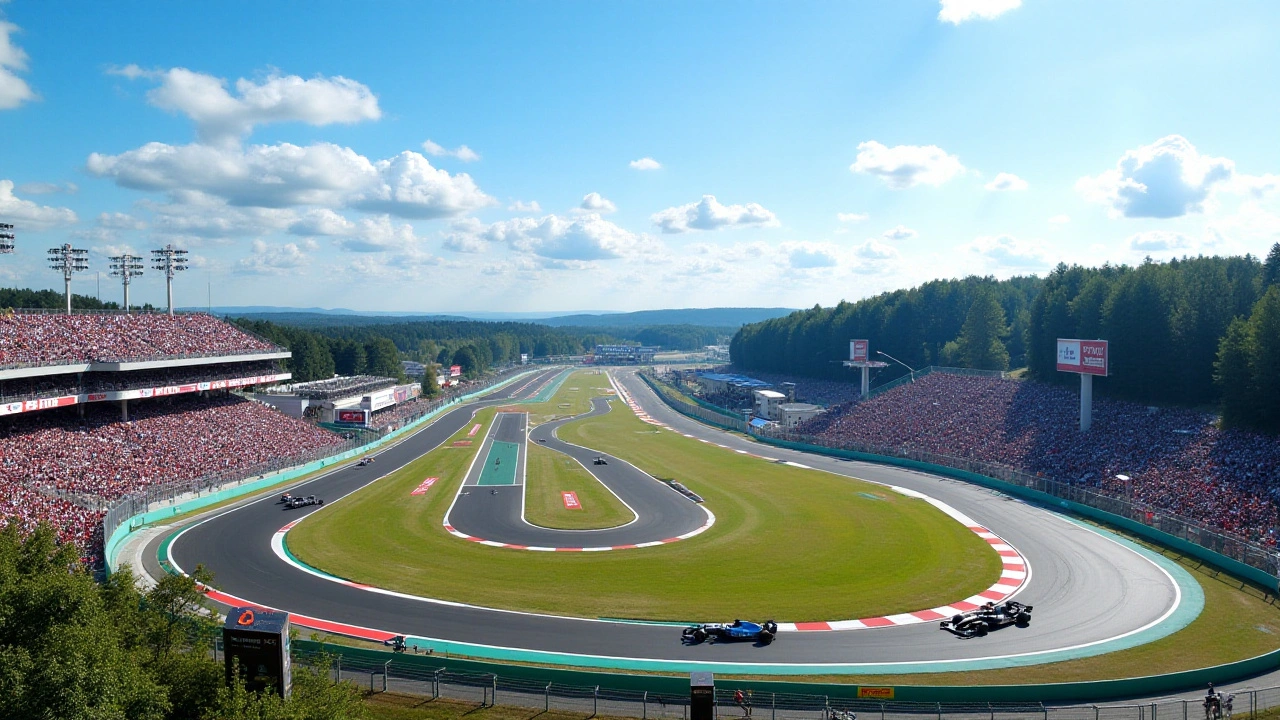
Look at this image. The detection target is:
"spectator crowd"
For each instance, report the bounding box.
[721,367,863,407]
[0,394,342,563]
[796,373,1280,545]
[0,313,279,367]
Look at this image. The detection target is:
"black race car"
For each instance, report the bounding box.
[593,456,608,465]
[939,601,1032,637]
[278,493,294,504]
[682,619,778,644]
[357,457,376,467]
[287,495,324,508]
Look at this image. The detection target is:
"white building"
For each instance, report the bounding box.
[779,402,824,428]
[754,389,786,420]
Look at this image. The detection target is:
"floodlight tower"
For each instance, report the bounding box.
[0,223,14,254]
[108,254,145,312]
[47,244,90,313]
[151,244,189,316]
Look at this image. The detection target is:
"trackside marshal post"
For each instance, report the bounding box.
[223,607,292,698]
[1056,339,1109,432]
[690,672,714,720]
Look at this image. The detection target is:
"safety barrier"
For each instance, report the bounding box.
[290,641,1280,706]
[103,367,541,573]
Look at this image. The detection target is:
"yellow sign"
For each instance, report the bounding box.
[857,687,895,700]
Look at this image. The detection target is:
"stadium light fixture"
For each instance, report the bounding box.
[0,222,14,254]
[108,253,145,313]
[875,350,917,380]
[47,243,90,313]
[151,244,190,316]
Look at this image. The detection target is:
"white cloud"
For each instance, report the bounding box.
[117,67,381,146]
[965,234,1053,268]
[837,212,869,223]
[0,21,36,110]
[87,143,493,219]
[985,172,1029,191]
[1048,214,1071,224]
[237,239,316,275]
[651,195,779,234]
[449,213,657,262]
[850,141,964,189]
[578,192,616,214]
[1127,230,1195,253]
[287,211,423,253]
[0,180,78,229]
[783,241,839,269]
[97,212,147,230]
[853,239,900,261]
[508,200,541,213]
[143,194,296,243]
[882,225,917,241]
[1077,135,1235,219]
[422,139,480,163]
[629,157,661,171]
[938,0,1022,24]
[16,181,77,195]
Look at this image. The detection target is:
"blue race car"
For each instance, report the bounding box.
[682,619,778,644]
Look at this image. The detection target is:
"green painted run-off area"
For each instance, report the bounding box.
[477,441,521,485]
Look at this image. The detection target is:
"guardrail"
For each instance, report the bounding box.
[290,641,1280,708]
[103,367,539,573]
[640,370,1279,588]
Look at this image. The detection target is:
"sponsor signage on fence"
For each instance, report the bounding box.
[850,339,869,363]
[410,477,438,496]
[1056,339,1109,376]
[856,687,894,700]
[0,372,292,417]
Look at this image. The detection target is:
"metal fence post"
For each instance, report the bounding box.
[547,683,552,712]
[433,668,442,699]
[1184,700,1188,720]
[1094,705,1099,720]
[383,660,390,693]
[644,690,648,720]
[492,674,497,707]
[774,693,778,720]
[336,655,341,683]
[938,701,943,720]
[594,685,600,718]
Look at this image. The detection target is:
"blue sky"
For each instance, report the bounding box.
[1,1,1278,313]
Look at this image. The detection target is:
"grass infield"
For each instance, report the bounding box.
[287,370,1000,621]
[523,442,636,530]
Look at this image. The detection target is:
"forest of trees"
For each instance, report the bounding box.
[0,287,121,310]
[731,245,1280,433]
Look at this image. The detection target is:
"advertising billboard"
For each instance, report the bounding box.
[364,388,396,412]
[449,365,462,377]
[520,353,529,365]
[1056,339,1109,376]
[849,339,869,363]
[335,408,368,425]
[223,607,291,699]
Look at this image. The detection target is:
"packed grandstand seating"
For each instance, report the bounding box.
[277,374,397,400]
[0,312,279,367]
[0,394,343,563]
[796,373,1280,545]
[368,397,430,431]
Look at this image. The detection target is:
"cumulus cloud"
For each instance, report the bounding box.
[237,239,316,275]
[422,139,480,162]
[1048,214,1071,224]
[97,212,147,230]
[1076,135,1234,219]
[578,192,616,214]
[142,194,296,243]
[0,21,36,110]
[629,157,661,171]
[446,213,656,262]
[965,234,1053,268]
[87,143,493,219]
[938,0,1022,24]
[850,141,964,189]
[0,180,78,229]
[985,172,1028,191]
[508,200,541,213]
[853,239,899,261]
[16,181,77,195]
[882,225,917,241]
[651,195,778,234]
[783,241,839,269]
[837,212,869,223]
[112,66,381,146]
[287,210,423,253]
[1127,230,1196,253]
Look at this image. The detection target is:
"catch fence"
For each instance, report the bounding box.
[294,649,1280,720]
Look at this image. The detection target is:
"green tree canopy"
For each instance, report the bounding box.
[956,289,1010,371]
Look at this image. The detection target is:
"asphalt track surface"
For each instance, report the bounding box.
[167,367,1182,667]
[446,398,708,547]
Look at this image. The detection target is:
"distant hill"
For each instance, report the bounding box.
[539,308,797,328]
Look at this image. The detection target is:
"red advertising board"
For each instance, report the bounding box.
[1056,339,1109,376]
[335,408,368,424]
[410,477,438,496]
[450,365,462,377]
[561,491,582,510]
[850,339,869,363]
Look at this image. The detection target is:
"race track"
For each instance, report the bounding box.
[160,367,1198,674]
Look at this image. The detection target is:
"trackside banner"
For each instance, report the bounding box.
[0,372,292,417]
[1056,339,1108,376]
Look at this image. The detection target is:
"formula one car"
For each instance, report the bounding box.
[278,493,294,504]
[682,619,778,644]
[939,601,1032,637]
[593,456,608,465]
[357,457,376,467]
[287,495,324,508]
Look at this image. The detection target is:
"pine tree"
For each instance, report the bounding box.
[956,289,1010,371]
[1263,243,1280,288]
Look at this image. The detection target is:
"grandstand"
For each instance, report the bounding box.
[0,310,350,565]
[257,375,422,426]
[590,344,659,364]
